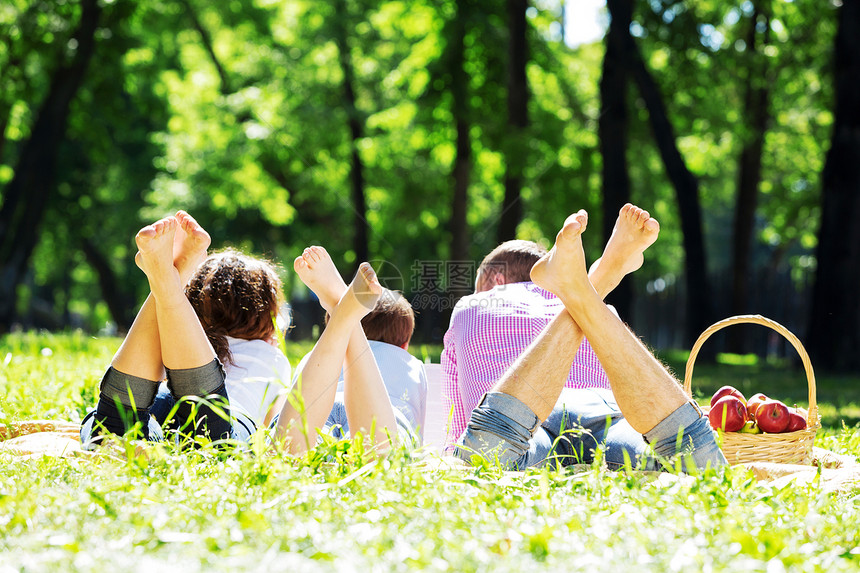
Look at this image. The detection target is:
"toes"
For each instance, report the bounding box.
[560,211,587,239]
[161,217,177,234]
[307,246,324,263]
[302,246,330,268]
[359,263,381,290]
[294,256,307,272]
[176,211,195,229]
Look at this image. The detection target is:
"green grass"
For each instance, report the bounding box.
[2,332,860,572]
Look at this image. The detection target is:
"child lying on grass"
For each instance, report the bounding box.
[80,211,405,454]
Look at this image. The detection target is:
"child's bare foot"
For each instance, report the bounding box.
[293,246,348,312]
[174,211,211,284]
[332,262,383,319]
[134,217,184,306]
[530,210,591,300]
[588,203,660,297]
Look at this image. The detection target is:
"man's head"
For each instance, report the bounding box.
[361,290,415,349]
[475,240,547,292]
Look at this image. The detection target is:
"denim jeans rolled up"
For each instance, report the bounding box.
[642,401,727,471]
[455,388,726,472]
[81,359,234,446]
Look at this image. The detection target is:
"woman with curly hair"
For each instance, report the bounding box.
[81,211,399,453]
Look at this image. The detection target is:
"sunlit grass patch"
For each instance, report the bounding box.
[1,332,859,571]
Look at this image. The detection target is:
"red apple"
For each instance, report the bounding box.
[708,396,748,432]
[785,409,807,432]
[746,393,769,417]
[710,385,746,408]
[755,399,791,433]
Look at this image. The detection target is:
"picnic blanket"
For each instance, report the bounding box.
[3,419,858,492]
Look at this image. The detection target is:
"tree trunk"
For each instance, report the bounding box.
[179,0,232,94]
[0,0,102,330]
[332,0,369,268]
[497,0,529,243]
[626,27,713,346]
[449,4,470,265]
[730,3,771,352]
[80,237,135,331]
[599,0,633,320]
[808,0,860,372]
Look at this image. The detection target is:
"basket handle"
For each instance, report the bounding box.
[682,314,818,426]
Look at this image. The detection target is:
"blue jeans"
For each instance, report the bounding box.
[80,360,234,447]
[150,385,256,441]
[454,388,726,472]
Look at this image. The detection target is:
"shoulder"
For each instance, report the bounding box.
[451,282,556,319]
[369,340,422,367]
[227,337,291,372]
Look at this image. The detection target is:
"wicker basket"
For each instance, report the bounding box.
[683,315,820,465]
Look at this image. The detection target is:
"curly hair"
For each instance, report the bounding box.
[185,249,284,365]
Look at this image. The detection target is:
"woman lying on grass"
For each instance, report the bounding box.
[81,212,402,454]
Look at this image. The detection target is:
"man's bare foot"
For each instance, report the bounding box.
[293,246,348,313]
[134,217,184,306]
[174,211,211,284]
[530,210,592,299]
[332,262,383,319]
[588,203,660,298]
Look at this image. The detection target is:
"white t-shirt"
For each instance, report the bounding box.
[224,337,291,430]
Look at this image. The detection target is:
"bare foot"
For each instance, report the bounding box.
[174,211,211,284]
[332,262,383,319]
[588,203,660,298]
[135,216,184,306]
[293,246,348,313]
[530,210,591,299]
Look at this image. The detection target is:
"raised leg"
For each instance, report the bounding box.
[294,247,400,447]
[90,212,218,442]
[110,210,211,381]
[135,215,230,440]
[530,210,688,434]
[135,215,216,371]
[278,257,396,453]
[492,204,660,421]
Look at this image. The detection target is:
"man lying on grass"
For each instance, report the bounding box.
[81,212,405,454]
[454,206,728,472]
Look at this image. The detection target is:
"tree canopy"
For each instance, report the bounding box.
[1,0,857,371]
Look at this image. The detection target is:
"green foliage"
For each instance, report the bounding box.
[632,0,837,276]
[0,0,846,336]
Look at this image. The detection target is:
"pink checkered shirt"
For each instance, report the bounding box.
[441,281,611,447]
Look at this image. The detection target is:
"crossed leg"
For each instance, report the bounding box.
[456,205,661,467]
[111,211,211,381]
[277,252,397,454]
[491,205,660,421]
[87,213,231,443]
[530,209,726,470]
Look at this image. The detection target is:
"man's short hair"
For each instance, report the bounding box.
[361,290,415,347]
[477,240,547,286]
